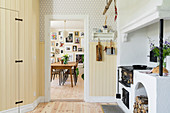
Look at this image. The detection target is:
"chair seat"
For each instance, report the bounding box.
[64,69,75,74]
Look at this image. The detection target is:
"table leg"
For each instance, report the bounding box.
[70,69,73,87]
[51,67,53,82]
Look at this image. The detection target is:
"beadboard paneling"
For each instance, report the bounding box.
[89,42,117,96]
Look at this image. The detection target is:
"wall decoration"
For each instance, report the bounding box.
[66,32,73,43]
[75,37,80,44]
[73,45,78,52]
[59,36,63,41]
[74,31,79,36]
[51,32,57,40]
[80,32,84,37]
[76,54,84,64]
[78,48,83,52]
[51,53,55,57]
[60,42,64,47]
[65,46,72,51]
[68,53,74,62]
[58,31,62,35]
[55,42,59,47]
[60,49,64,54]
[51,47,55,52]
[51,41,55,47]
[51,58,55,64]
[55,49,60,54]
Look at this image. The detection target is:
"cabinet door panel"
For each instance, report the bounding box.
[0,8,19,111]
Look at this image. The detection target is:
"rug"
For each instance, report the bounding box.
[101,105,124,113]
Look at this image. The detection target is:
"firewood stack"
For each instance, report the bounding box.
[133,96,148,113]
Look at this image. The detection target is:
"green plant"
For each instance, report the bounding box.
[62,54,69,64]
[150,41,170,67]
[76,68,79,77]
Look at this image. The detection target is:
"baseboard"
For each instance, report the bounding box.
[85,96,117,103]
[1,96,45,113]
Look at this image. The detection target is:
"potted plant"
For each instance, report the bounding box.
[62,54,69,64]
[150,41,170,73]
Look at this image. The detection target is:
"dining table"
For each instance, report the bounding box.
[51,62,77,87]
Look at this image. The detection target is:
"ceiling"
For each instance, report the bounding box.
[50,20,84,29]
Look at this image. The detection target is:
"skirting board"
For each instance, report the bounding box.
[85,96,117,103]
[1,96,45,113]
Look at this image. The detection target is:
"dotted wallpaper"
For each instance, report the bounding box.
[40,0,116,42]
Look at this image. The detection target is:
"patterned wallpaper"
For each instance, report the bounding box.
[40,0,116,42]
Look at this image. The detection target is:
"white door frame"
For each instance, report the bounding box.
[44,15,90,102]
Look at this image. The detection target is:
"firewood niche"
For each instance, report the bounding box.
[134,96,148,113]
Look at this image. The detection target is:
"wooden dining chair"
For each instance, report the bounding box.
[63,62,78,86]
[51,69,63,85]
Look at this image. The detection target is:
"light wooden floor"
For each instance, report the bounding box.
[51,67,84,101]
[27,102,104,113]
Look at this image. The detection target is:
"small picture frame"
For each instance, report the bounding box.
[78,48,83,52]
[74,31,79,37]
[51,41,55,47]
[66,32,73,43]
[72,45,78,52]
[55,49,60,54]
[80,32,84,37]
[55,42,59,47]
[65,46,72,52]
[60,49,64,54]
[51,47,55,52]
[76,54,84,64]
[51,32,57,40]
[68,53,74,62]
[58,31,62,35]
[75,37,81,44]
[59,36,63,41]
[60,42,64,47]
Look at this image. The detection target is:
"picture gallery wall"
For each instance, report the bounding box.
[51,29,84,64]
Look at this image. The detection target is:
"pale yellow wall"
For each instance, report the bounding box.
[0,0,40,111]
[89,42,117,96]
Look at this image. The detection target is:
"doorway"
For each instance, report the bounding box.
[44,15,89,102]
[50,20,85,101]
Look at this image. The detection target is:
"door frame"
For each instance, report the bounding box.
[44,15,89,102]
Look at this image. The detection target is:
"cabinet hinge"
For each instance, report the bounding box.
[15,101,23,104]
[15,60,23,63]
[15,18,23,21]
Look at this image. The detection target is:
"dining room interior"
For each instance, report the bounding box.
[50,20,85,101]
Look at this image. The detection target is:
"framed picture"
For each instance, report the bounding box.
[72,45,78,52]
[78,48,83,52]
[66,32,73,43]
[58,31,62,35]
[55,49,60,54]
[60,42,64,47]
[74,31,79,37]
[51,41,55,47]
[55,42,59,47]
[74,37,80,44]
[68,53,73,62]
[59,36,63,41]
[51,47,55,52]
[51,32,57,40]
[65,46,72,52]
[51,58,55,64]
[76,54,84,64]
[80,32,84,37]
[60,49,64,54]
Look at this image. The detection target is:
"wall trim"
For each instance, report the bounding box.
[45,15,90,102]
[1,96,45,113]
[86,96,117,103]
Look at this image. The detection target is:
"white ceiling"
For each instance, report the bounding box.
[50,20,84,29]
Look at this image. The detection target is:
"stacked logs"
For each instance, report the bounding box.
[133,96,148,113]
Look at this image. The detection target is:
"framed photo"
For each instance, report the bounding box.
[51,47,55,52]
[75,37,80,44]
[60,42,64,47]
[68,53,73,62]
[58,31,62,35]
[74,31,79,37]
[59,36,63,41]
[60,49,64,54]
[55,49,60,54]
[72,45,78,52]
[51,58,55,64]
[51,41,55,47]
[66,32,73,43]
[80,32,84,37]
[65,46,72,52]
[55,42,59,47]
[51,32,57,40]
[76,54,84,64]
[78,48,83,52]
